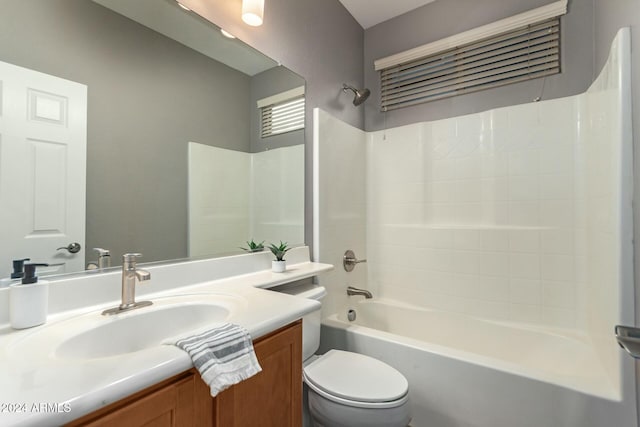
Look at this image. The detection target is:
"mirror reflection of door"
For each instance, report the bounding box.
[0,0,305,276]
[0,60,87,278]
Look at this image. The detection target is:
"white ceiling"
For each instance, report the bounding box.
[338,0,437,29]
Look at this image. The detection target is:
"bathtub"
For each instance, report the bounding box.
[320,298,637,427]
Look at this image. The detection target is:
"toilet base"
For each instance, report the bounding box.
[307,387,410,427]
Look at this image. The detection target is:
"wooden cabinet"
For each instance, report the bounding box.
[213,320,302,427]
[67,321,302,427]
[67,373,197,427]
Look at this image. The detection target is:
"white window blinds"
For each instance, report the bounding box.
[258,86,305,138]
[375,0,567,111]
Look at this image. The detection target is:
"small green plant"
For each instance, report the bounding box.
[240,239,265,252]
[268,241,290,261]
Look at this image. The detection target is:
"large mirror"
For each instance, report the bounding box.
[0,0,305,279]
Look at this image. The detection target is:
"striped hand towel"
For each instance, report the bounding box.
[170,323,262,396]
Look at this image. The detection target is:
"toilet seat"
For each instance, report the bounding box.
[303,350,409,409]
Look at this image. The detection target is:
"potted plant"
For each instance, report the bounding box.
[240,239,265,253]
[268,241,290,273]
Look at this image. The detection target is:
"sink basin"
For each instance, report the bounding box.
[7,293,245,361]
[57,302,231,359]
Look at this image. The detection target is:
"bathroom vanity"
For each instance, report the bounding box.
[0,247,330,427]
[66,321,302,427]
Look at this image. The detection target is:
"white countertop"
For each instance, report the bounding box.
[0,251,332,426]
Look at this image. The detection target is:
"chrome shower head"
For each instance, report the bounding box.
[343,84,370,106]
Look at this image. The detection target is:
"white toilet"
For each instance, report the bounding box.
[278,283,411,427]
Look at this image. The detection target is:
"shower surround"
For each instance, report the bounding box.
[189,143,304,256]
[314,28,634,427]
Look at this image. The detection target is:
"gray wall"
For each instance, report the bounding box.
[184,0,366,255]
[363,0,595,131]
[250,66,305,153]
[0,0,252,265]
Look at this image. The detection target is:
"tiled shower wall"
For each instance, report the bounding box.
[367,99,586,329]
[315,30,629,337]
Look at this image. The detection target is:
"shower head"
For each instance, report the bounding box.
[342,84,370,106]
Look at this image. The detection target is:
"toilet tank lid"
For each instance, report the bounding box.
[304,350,408,403]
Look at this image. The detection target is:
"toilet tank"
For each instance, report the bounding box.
[271,282,326,361]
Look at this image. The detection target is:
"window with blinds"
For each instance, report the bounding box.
[379,18,561,111]
[260,96,305,138]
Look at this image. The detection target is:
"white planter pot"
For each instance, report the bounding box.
[272,260,286,273]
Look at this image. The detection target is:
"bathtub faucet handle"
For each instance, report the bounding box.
[343,250,367,272]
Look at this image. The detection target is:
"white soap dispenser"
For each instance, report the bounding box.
[9,263,50,329]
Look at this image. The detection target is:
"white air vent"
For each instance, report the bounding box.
[375,0,567,111]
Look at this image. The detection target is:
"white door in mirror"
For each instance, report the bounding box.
[0,60,87,278]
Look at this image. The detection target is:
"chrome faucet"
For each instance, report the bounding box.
[102,253,152,315]
[94,248,111,269]
[347,286,373,299]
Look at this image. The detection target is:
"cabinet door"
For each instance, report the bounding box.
[67,373,196,427]
[214,321,302,427]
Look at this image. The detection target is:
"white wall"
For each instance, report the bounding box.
[188,143,250,256]
[313,109,367,318]
[579,29,634,389]
[250,144,305,246]
[189,143,304,256]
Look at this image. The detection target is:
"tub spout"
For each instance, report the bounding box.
[347,286,372,299]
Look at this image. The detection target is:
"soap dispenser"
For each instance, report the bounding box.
[0,258,30,287]
[11,258,31,279]
[9,263,50,329]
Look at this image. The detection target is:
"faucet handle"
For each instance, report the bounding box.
[122,253,142,263]
[343,250,367,272]
[122,253,141,270]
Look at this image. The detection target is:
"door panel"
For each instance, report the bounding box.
[0,60,87,277]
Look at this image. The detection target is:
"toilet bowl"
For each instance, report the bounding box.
[274,283,411,427]
[305,349,410,427]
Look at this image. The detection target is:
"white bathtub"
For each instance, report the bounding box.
[320,298,636,427]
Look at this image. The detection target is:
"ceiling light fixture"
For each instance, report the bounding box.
[220,29,236,39]
[242,0,264,26]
